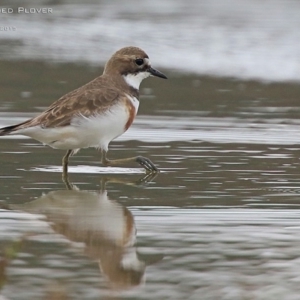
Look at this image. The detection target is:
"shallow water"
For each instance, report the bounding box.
[1,59,300,299]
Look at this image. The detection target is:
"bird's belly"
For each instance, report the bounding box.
[22,103,135,151]
[75,108,131,150]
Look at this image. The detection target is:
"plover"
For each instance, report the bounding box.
[0,46,167,176]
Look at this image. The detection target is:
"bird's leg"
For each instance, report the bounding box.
[62,149,73,187]
[62,149,73,173]
[101,149,159,173]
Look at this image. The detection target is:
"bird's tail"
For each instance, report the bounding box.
[0,124,20,136]
[0,120,30,136]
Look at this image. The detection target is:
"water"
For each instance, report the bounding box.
[1,61,300,299]
[1,0,300,81]
[1,1,300,299]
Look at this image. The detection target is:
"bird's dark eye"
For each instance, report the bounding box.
[135,58,144,66]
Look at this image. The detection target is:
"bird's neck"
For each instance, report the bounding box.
[97,72,141,99]
[122,72,149,90]
[114,73,141,99]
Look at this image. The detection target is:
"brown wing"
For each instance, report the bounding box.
[22,88,120,129]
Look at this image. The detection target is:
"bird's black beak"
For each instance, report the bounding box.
[148,67,167,79]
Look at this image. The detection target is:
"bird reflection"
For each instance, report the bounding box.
[16,173,161,290]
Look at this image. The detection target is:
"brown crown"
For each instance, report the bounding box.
[104,46,150,76]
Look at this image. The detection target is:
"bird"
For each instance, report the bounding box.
[0,46,167,178]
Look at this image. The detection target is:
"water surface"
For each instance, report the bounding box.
[0,59,300,299]
[1,2,300,298]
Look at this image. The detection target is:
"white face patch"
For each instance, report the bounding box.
[144,58,150,65]
[123,71,150,90]
[123,58,152,89]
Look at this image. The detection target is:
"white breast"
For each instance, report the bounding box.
[17,96,139,151]
[70,103,130,150]
[126,94,139,111]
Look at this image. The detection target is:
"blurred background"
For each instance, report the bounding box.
[1,1,300,300]
[1,0,300,81]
